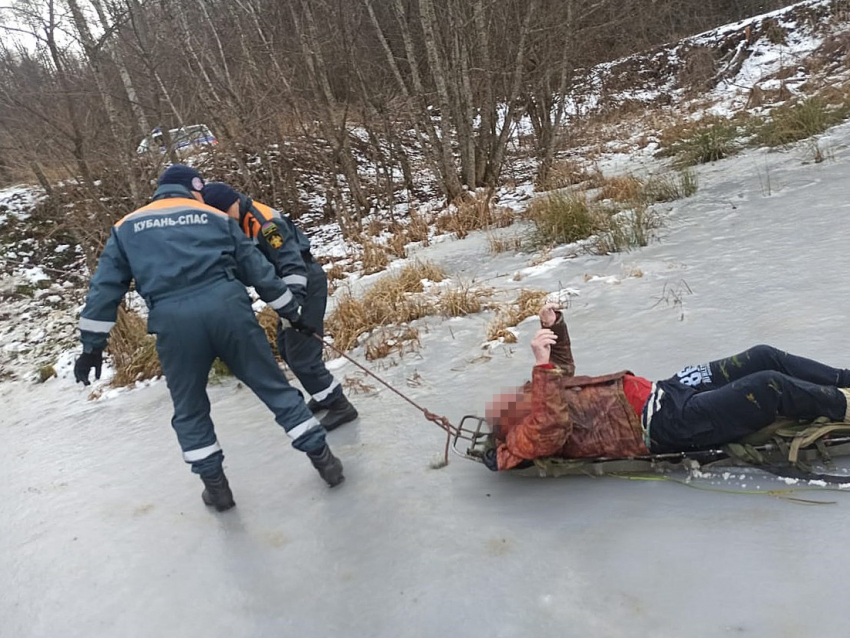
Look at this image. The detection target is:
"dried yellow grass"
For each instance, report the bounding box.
[595,175,645,202]
[325,262,346,283]
[386,229,408,258]
[108,306,162,386]
[359,236,391,275]
[326,260,446,352]
[487,232,524,254]
[485,289,548,342]
[435,191,514,239]
[257,306,281,359]
[438,283,492,318]
[364,325,421,361]
[535,159,594,191]
[406,209,431,245]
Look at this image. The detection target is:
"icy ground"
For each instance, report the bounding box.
[6,116,850,636]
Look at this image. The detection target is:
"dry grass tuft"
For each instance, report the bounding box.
[359,236,392,275]
[386,228,409,258]
[535,159,594,191]
[595,175,644,202]
[485,289,548,342]
[364,325,421,361]
[752,96,850,147]
[256,306,281,358]
[108,306,162,387]
[656,116,742,166]
[37,365,56,383]
[325,262,346,283]
[438,283,492,317]
[405,209,431,245]
[436,191,515,239]
[487,232,524,254]
[326,260,446,352]
[527,192,606,246]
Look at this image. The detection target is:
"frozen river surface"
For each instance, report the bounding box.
[7,127,850,637]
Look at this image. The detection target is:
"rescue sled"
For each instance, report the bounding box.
[450,415,850,482]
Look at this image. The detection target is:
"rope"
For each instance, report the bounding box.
[311,333,459,464]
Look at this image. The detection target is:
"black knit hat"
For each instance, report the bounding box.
[158,164,205,192]
[202,182,241,212]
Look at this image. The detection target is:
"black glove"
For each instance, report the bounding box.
[483,448,499,472]
[74,350,103,386]
[280,309,315,337]
[290,315,315,337]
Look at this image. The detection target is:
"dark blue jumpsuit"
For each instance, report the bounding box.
[78,185,326,476]
[237,197,343,407]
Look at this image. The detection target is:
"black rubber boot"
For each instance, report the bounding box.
[307,445,345,487]
[306,398,323,413]
[319,394,358,431]
[201,471,236,511]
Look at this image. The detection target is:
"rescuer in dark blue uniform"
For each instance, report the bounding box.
[74,165,344,512]
[202,183,358,431]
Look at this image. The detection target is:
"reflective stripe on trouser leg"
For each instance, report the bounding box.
[183,441,222,462]
[287,417,327,453]
[280,263,341,405]
[310,378,340,403]
[151,293,222,476]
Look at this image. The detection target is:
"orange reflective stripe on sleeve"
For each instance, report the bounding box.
[251,201,277,222]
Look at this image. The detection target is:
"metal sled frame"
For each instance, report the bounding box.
[450,414,850,478]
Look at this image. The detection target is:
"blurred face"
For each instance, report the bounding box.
[485,388,532,441]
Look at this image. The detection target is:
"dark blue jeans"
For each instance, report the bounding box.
[648,345,850,452]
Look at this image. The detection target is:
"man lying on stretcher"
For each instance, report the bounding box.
[483,304,850,471]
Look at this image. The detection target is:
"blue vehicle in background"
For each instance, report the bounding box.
[136,124,217,156]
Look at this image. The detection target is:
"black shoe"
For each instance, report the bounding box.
[307,445,345,487]
[307,398,324,413]
[319,394,358,431]
[201,471,236,512]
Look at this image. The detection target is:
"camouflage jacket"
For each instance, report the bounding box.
[496,369,650,470]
